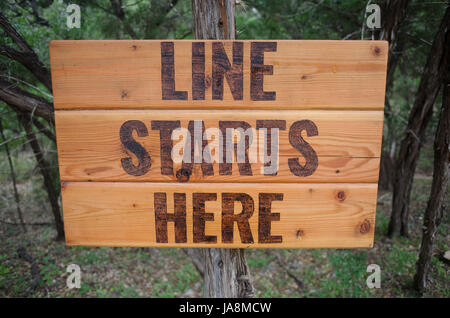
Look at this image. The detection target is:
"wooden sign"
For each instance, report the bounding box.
[49,40,388,248]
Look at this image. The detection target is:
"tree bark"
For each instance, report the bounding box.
[109,0,138,39]
[377,0,410,191]
[17,112,65,240]
[388,7,450,237]
[191,0,254,298]
[0,12,52,92]
[0,14,55,124]
[0,79,54,123]
[413,63,449,293]
[192,0,235,40]
[202,248,254,298]
[379,0,410,88]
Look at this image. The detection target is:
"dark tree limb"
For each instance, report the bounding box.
[0,79,54,123]
[0,220,52,226]
[0,12,52,92]
[388,6,450,237]
[17,111,64,241]
[413,68,449,293]
[377,0,410,191]
[0,118,26,233]
[13,0,50,27]
[143,0,180,38]
[0,11,56,138]
[272,251,304,290]
[379,0,410,88]
[109,0,138,39]
[28,0,50,26]
[31,117,56,143]
[17,246,42,297]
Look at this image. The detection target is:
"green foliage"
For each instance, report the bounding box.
[375,206,390,239]
[320,251,371,297]
[247,250,274,269]
[0,255,11,289]
[40,262,60,285]
[175,263,199,292]
[385,242,417,276]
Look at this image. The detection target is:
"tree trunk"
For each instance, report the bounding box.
[202,248,254,298]
[379,149,395,191]
[378,0,409,191]
[388,7,450,237]
[192,0,235,40]
[191,0,254,298]
[413,67,449,293]
[379,0,410,88]
[18,112,65,240]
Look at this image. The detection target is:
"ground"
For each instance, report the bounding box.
[0,144,448,298]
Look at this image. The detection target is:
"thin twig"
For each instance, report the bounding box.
[0,118,26,232]
[0,220,52,226]
[17,111,64,240]
[17,246,41,297]
[0,75,53,99]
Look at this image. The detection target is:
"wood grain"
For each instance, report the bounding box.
[62,182,377,248]
[55,109,383,183]
[50,40,387,249]
[49,40,388,110]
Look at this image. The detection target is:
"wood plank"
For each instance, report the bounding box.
[55,109,383,183]
[49,40,388,110]
[61,182,377,248]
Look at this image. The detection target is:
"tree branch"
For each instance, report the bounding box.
[17,111,64,241]
[145,0,180,38]
[109,0,138,39]
[0,12,52,92]
[0,79,54,123]
[31,117,56,143]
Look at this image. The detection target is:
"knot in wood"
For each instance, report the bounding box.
[176,169,191,182]
[360,219,371,234]
[336,191,346,201]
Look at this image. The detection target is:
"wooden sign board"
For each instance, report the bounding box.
[49,40,388,248]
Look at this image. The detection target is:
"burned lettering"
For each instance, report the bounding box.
[288,120,319,177]
[120,120,151,176]
[222,193,254,243]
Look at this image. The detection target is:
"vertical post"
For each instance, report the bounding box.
[191,0,254,298]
